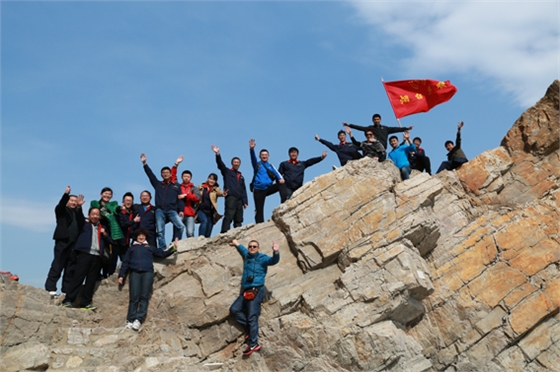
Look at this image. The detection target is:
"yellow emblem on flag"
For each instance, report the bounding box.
[436,81,447,89]
[415,93,423,100]
[400,95,410,104]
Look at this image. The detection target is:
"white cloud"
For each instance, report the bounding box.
[1,198,54,233]
[348,1,558,107]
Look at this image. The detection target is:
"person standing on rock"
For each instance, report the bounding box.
[229,238,280,357]
[388,131,416,180]
[45,185,85,296]
[314,130,362,166]
[118,229,177,331]
[436,121,468,173]
[345,126,386,161]
[249,139,287,223]
[278,147,327,201]
[211,145,248,233]
[343,113,413,150]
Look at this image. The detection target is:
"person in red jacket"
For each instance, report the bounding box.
[177,170,201,238]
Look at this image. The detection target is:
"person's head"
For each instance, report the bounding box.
[247,240,260,254]
[182,170,192,184]
[100,187,113,203]
[288,147,299,161]
[140,190,152,205]
[413,137,422,148]
[207,173,218,186]
[389,135,399,149]
[161,166,172,181]
[67,195,78,209]
[365,129,376,142]
[338,130,347,142]
[88,207,101,224]
[122,192,134,209]
[231,157,241,171]
[134,228,149,244]
[259,149,269,162]
[445,140,454,151]
[372,114,382,126]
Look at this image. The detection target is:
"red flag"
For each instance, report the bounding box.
[382,79,457,119]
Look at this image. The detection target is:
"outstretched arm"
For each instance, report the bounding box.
[456,121,464,148]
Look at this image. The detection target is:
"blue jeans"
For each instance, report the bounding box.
[198,211,213,238]
[400,165,411,180]
[229,287,265,347]
[126,271,154,323]
[183,216,195,238]
[155,209,184,249]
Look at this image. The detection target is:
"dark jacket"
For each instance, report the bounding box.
[143,164,184,211]
[216,154,248,205]
[318,139,362,166]
[350,136,386,160]
[117,208,135,247]
[53,193,85,241]
[278,156,324,190]
[132,203,156,241]
[346,123,408,149]
[236,244,280,289]
[447,130,468,161]
[74,221,112,257]
[119,242,174,276]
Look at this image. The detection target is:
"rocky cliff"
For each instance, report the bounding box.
[1,81,558,372]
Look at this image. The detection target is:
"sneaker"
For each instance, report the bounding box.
[243,344,261,356]
[132,319,141,331]
[332,165,338,170]
[48,291,57,296]
[125,321,134,330]
[81,304,97,311]
[62,301,73,308]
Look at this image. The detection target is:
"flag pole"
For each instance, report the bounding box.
[381,77,402,127]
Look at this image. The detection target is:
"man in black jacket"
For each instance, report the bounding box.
[45,185,85,295]
[278,147,327,201]
[211,145,249,233]
[343,113,413,150]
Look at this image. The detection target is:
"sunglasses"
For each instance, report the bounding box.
[248,245,259,248]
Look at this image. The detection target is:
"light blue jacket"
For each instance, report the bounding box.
[236,244,280,289]
[389,143,416,169]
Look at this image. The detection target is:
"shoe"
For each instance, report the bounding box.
[132,319,141,331]
[48,291,57,296]
[62,301,73,308]
[125,321,134,330]
[81,304,97,311]
[243,344,261,356]
[332,165,338,170]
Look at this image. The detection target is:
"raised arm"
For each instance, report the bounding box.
[456,121,464,148]
[212,145,228,173]
[343,122,369,132]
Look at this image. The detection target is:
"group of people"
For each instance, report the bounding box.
[44,113,468,355]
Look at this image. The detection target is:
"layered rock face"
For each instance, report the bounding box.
[1,81,558,372]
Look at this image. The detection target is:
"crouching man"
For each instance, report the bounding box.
[229,238,280,356]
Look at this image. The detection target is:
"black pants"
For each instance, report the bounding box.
[412,156,432,175]
[220,196,245,233]
[253,183,287,223]
[65,251,101,307]
[45,239,75,293]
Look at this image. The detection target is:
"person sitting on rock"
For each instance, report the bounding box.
[388,131,416,180]
[436,122,468,173]
[346,127,386,161]
[229,238,280,357]
[315,130,362,166]
[118,229,177,331]
[407,137,432,175]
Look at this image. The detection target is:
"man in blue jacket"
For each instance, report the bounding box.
[388,131,416,180]
[229,238,280,356]
[211,145,249,233]
[249,139,287,223]
[278,147,327,201]
[315,130,362,166]
[140,153,184,249]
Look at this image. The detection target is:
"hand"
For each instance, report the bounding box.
[230,239,239,247]
[279,178,285,184]
[140,153,147,164]
[77,194,85,206]
[100,226,106,236]
[407,126,414,131]
[223,189,228,197]
[178,194,186,199]
[65,185,71,194]
[118,277,123,285]
[315,134,320,141]
[272,240,279,253]
[342,122,349,127]
[172,238,179,252]
[179,212,184,218]
[249,139,256,149]
[373,157,379,162]
[211,145,220,155]
[403,131,410,141]
[458,121,464,130]
[345,127,352,135]
[176,155,184,165]
[133,214,141,223]
[243,204,248,209]
[321,151,327,159]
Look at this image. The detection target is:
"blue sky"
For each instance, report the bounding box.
[1,1,558,289]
